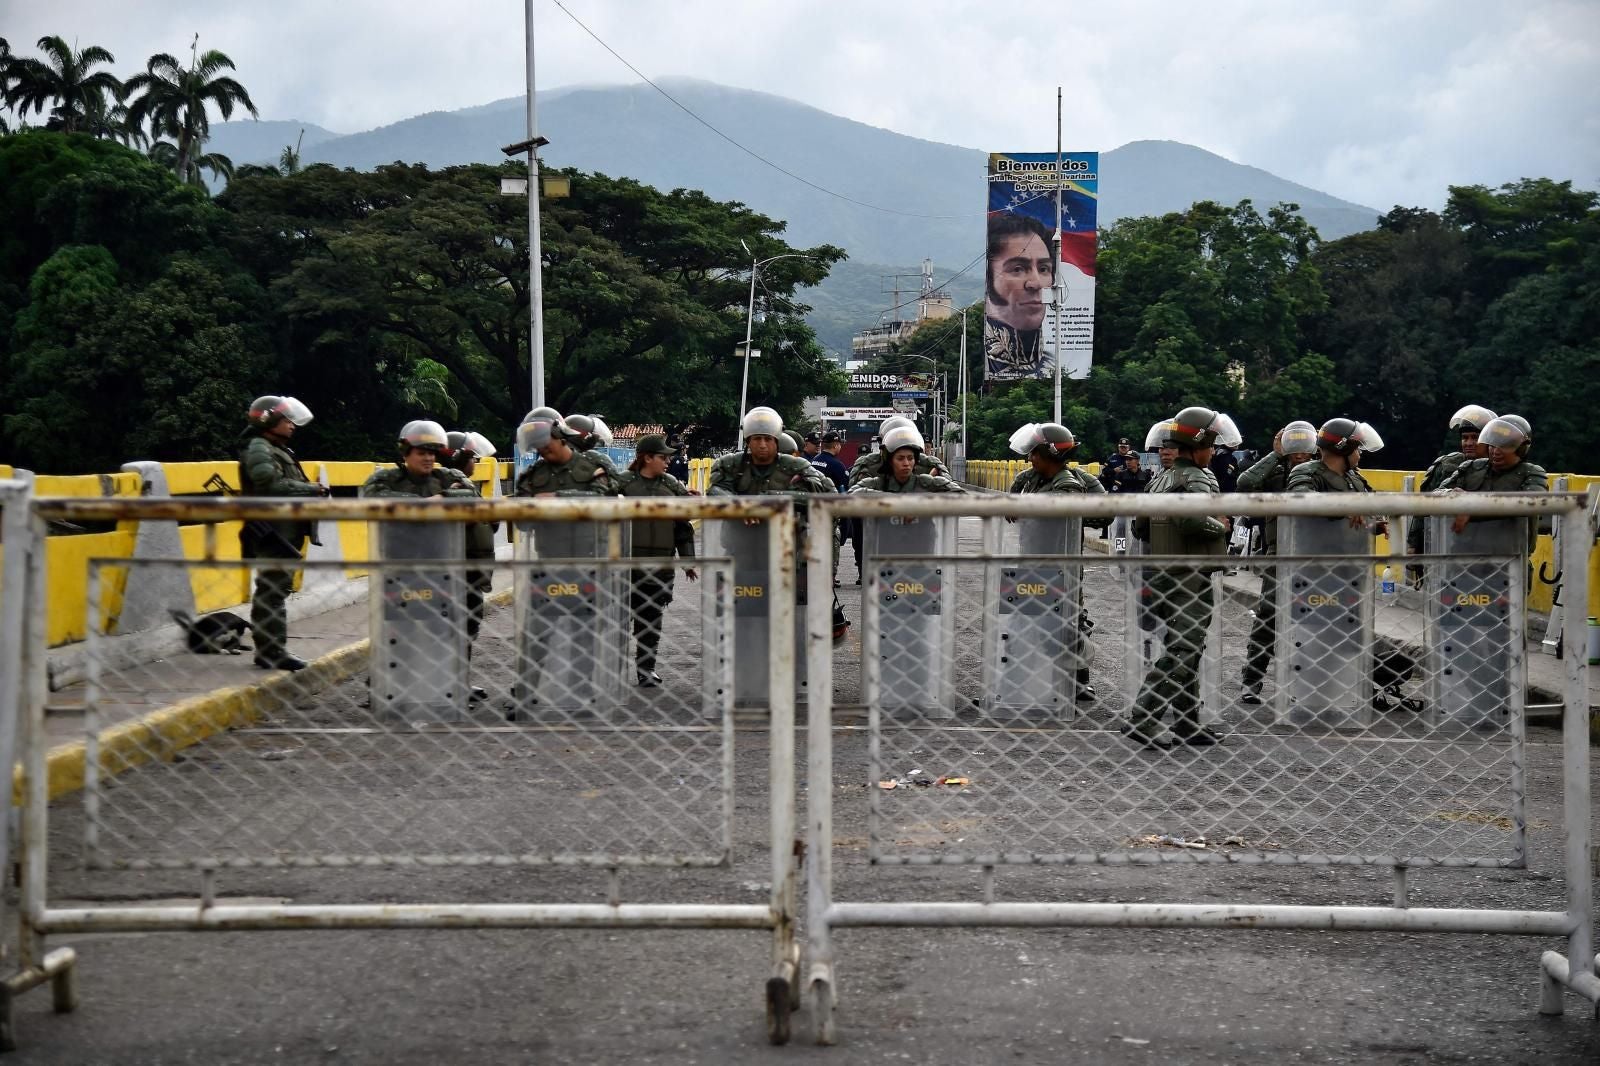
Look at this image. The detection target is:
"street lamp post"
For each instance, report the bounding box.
[735,247,814,449]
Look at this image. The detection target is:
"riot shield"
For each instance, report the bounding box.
[511,519,632,719]
[861,515,956,717]
[1275,517,1375,729]
[714,518,807,709]
[983,517,1084,717]
[1424,515,1525,732]
[369,522,469,723]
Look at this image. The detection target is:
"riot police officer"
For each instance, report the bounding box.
[514,410,614,496]
[1127,407,1240,748]
[1406,404,1496,558]
[614,434,698,686]
[1235,419,1317,704]
[1439,415,1547,549]
[851,424,965,493]
[848,416,945,487]
[1287,418,1383,498]
[710,407,844,640]
[1006,422,1107,699]
[238,395,328,671]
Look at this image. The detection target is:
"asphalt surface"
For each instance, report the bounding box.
[8,520,1599,1063]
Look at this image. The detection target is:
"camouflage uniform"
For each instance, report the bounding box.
[1439,456,1548,552]
[614,468,696,677]
[1129,458,1228,743]
[514,450,615,497]
[1286,459,1374,495]
[1235,451,1297,693]
[238,433,322,665]
[1405,450,1473,555]
[848,450,944,488]
[361,464,486,636]
[709,449,837,626]
[852,470,966,493]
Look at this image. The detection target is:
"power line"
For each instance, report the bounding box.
[549,0,1051,221]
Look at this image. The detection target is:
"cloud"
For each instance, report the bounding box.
[8,0,1597,209]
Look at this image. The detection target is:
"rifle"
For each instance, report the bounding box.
[204,473,304,557]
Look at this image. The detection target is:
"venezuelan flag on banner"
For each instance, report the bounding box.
[984,151,1099,383]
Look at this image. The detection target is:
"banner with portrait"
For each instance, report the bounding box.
[984,151,1098,382]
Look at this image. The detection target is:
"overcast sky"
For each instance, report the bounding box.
[8,0,1597,210]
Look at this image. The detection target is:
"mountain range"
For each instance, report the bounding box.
[208,79,1381,355]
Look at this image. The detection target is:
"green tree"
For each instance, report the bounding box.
[124,44,257,186]
[256,164,844,442]
[3,36,122,135]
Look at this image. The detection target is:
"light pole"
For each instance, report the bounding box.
[735,245,814,448]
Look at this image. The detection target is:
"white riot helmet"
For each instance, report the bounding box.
[517,407,570,453]
[741,406,784,442]
[1448,405,1498,433]
[879,415,915,439]
[248,395,313,429]
[1478,416,1531,456]
[881,424,926,456]
[1008,422,1076,458]
[1279,420,1317,456]
[1145,420,1175,451]
[397,420,449,455]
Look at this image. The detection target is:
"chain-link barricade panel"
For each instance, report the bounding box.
[80,547,736,871]
[860,547,1526,870]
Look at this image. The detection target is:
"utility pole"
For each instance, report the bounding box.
[1052,86,1064,425]
[525,0,546,411]
[959,308,968,477]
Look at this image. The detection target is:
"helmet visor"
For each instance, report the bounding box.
[1008,423,1042,456]
[1280,421,1317,454]
[1144,421,1173,450]
[463,431,497,458]
[277,397,314,427]
[1354,422,1385,453]
[1448,405,1497,432]
[588,416,613,447]
[517,420,555,453]
[1476,418,1525,450]
[1204,413,1242,449]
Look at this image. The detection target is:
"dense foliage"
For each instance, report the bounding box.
[0,132,845,471]
[891,184,1598,472]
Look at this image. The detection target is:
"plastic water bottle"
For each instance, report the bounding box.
[1379,565,1397,607]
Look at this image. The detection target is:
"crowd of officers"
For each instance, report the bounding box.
[236,393,1547,745]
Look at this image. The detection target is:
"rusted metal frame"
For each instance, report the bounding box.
[810,491,1584,522]
[33,496,793,524]
[765,508,800,1011]
[804,499,838,1044]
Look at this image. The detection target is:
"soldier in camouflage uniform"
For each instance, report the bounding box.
[1127,407,1240,748]
[848,416,945,487]
[514,410,615,497]
[851,424,965,494]
[1406,404,1496,560]
[710,407,844,639]
[1439,416,1547,551]
[238,395,328,671]
[362,421,484,694]
[1236,419,1317,704]
[1286,418,1382,497]
[614,434,698,686]
[1006,422,1106,699]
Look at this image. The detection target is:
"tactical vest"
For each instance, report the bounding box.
[515,451,612,496]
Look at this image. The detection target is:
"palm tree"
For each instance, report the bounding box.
[82,93,147,147]
[125,39,257,183]
[3,36,122,134]
[0,37,13,134]
[148,139,235,188]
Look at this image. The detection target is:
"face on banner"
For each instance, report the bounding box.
[985,151,1099,384]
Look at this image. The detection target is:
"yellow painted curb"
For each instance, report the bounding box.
[16,641,371,804]
[19,585,514,803]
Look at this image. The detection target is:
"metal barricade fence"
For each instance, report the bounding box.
[803,490,1598,1045]
[4,495,804,1048]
